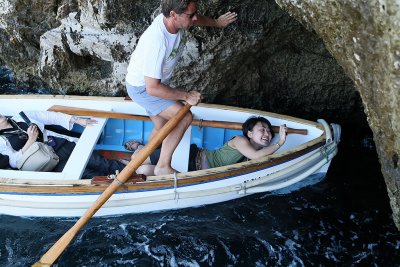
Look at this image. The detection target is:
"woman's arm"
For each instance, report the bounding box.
[231,125,287,160]
[230,136,278,160]
[20,111,73,130]
[19,111,97,130]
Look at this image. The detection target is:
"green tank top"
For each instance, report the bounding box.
[205,142,246,168]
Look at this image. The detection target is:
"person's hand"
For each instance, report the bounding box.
[27,124,39,141]
[185,91,202,106]
[22,124,40,153]
[74,117,98,127]
[215,11,238,28]
[278,124,287,146]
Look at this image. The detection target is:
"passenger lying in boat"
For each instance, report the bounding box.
[0,111,126,178]
[132,116,288,175]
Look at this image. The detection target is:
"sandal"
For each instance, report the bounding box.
[124,140,143,151]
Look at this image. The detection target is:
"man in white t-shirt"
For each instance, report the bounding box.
[126,0,237,175]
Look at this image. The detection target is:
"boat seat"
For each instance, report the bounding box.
[61,117,108,179]
[95,119,153,152]
[0,116,108,180]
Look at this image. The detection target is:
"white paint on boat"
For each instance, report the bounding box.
[0,95,340,217]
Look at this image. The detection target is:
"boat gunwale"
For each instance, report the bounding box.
[0,95,324,130]
[0,137,327,194]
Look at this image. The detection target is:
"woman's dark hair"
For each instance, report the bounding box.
[242,116,274,139]
[161,0,195,17]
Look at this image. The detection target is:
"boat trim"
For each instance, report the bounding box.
[0,137,327,195]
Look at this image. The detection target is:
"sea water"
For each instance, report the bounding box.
[0,66,399,266]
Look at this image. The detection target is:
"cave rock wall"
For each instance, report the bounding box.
[275,0,400,229]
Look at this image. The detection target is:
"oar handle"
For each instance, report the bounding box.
[48,105,308,135]
[271,126,307,135]
[34,104,192,266]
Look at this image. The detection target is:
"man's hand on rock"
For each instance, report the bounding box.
[215,12,238,28]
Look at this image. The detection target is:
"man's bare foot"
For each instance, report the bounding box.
[136,165,155,176]
[154,165,178,176]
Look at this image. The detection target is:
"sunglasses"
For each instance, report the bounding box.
[182,11,197,19]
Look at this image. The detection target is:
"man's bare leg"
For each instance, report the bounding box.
[153,103,192,175]
[148,116,168,141]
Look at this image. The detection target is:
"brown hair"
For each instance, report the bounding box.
[161,0,196,17]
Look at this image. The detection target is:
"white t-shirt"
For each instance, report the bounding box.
[126,14,187,86]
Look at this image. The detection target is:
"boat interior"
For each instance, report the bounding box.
[0,97,323,182]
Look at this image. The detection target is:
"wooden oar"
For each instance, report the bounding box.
[33,104,192,266]
[48,105,308,135]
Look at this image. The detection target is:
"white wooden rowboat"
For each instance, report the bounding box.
[0,95,341,217]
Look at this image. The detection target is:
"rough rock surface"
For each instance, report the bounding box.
[0,0,398,228]
[0,0,359,119]
[275,0,400,229]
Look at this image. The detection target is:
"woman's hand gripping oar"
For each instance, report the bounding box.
[33,104,192,267]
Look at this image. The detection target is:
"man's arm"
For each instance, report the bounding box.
[193,11,238,28]
[145,76,201,106]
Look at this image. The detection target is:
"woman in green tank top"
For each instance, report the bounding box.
[133,116,288,175]
[204,116,287,168]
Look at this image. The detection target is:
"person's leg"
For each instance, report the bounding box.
[84,151,125,178]
[148,115,168,141]
[153,102,193,175]
[127,84,171,142]
[127,85,191,175]
[136,165,155,176]
[131,147,159,175]
[130,149,152,165]
[52,138,74,172]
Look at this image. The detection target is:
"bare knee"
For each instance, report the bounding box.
[150,115,167,131]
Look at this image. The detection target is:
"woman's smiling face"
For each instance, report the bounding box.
[248,121,272,147]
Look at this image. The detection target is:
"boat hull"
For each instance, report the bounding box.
[0,95,340,217]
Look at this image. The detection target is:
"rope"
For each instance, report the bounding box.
[173,172,179,200]
[108,170,127,190]
[198,119,203,129]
